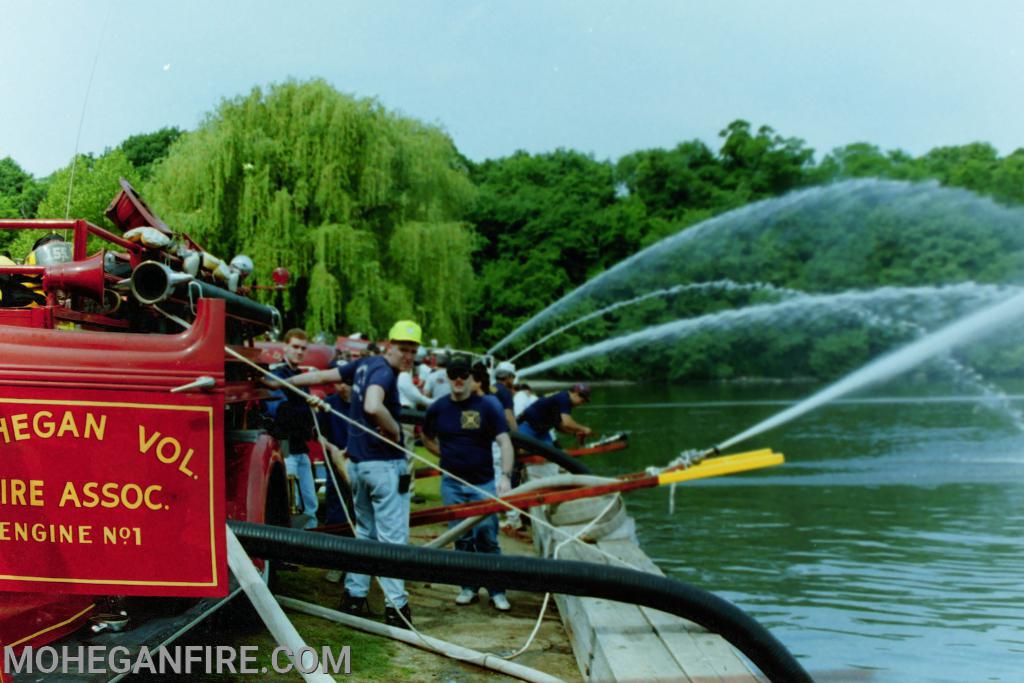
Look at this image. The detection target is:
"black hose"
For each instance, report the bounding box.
[400,408,590,475]
[130,260,279,329]
[230,520,810,682]
[179,278,278,329]
[510,431,590,474]
[399,407,427,425]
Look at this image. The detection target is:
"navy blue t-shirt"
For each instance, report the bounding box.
[423,393,509,484]
[317,360,353,448]
[264,362,315,451]
[346,356,404,462]
[337,358,360,385]
[520,390,572,433]
[491,383,514,413]
[319,392,349,449]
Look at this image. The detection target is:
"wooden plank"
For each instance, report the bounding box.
[550,593,590,678]
[596,538,761,681]
[528,462,760,683]
[552,539,693,682]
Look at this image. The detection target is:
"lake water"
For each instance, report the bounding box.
[574,381,1024,682]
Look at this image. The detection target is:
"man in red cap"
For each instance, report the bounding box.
[517,383,592,445]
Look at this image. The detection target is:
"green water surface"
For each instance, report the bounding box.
[573,381,1024,682]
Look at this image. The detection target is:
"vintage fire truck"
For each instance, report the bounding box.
[0,181,298,676]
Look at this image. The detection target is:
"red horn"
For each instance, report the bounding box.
[43,251,107,301]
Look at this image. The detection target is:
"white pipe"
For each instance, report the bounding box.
[226,526,335,683]
[425,474,617,549]
[276,596,563,683]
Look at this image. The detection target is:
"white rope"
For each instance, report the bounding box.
[221,344,654,661]
[307,405,356,531]
[645,447,706,476]
[499,493,621,660]
[157,306,651,571]
[154,307,659,664]
[424,474,617,550]
[221,342,647,573]
[277,596,563,683]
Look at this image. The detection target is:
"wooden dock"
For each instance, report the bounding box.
[529,464,765,682]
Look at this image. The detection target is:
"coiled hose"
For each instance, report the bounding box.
[230,520,810,682]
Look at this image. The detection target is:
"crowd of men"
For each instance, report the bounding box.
[262,320,593,629]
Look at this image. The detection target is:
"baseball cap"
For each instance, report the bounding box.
[495,361,516,379]
[572,383,592,400]
[447,353,472,378]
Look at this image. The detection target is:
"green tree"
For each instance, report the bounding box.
[120,127,183,179]
[717,120,815,199]
[4,151,138,259]
[35,150,138,227]
[467,149,645,347]
[991,150,1024,205]
[0,157,47,221]
[615,140,723,221]
[921,143,1000,193]
[147,79,476,340]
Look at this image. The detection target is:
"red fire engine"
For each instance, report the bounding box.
[0,181,291,672]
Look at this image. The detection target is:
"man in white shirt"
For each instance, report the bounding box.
[398,367,433,410]
[513,383,537,421]
[423,353,452,400]
[416,349,433,384]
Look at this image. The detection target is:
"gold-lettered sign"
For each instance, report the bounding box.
[0,389,226,597]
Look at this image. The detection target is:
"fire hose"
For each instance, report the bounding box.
[230,520,812,683]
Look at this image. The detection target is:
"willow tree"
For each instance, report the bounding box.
[147,79,477,342]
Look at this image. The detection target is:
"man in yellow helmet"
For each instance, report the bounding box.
[342,320,421,627]
[277,320,422,628]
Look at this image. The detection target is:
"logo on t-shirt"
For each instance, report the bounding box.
[460,411,481,429]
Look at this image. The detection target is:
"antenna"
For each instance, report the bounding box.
[64,3,113,222]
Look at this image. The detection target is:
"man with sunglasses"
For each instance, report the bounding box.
[421,354,516,611]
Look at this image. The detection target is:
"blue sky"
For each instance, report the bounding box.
[2,0,1021,177]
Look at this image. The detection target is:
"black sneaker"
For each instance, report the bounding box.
[339,593,367,617]
[384,604,413,629]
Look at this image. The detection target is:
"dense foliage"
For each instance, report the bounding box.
[120,127,183,179]
[145,80,477,339]
[0,157,47,222]
[4,81,1023,381]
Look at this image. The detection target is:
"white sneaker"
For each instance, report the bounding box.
[455,588,478,605]
[501,511,523,530]
[324,570,342,583]
[491,594,511,612]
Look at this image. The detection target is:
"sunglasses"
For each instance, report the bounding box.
[446,368,471,380]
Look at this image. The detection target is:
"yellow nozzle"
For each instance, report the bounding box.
[657,448,784,486]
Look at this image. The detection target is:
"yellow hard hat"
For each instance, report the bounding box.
[388,320,422,344]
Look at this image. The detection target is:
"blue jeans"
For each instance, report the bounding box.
[284,452,318,530]
[441,476,505,597]
[518,421,553,444]
[344,459,410,608]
